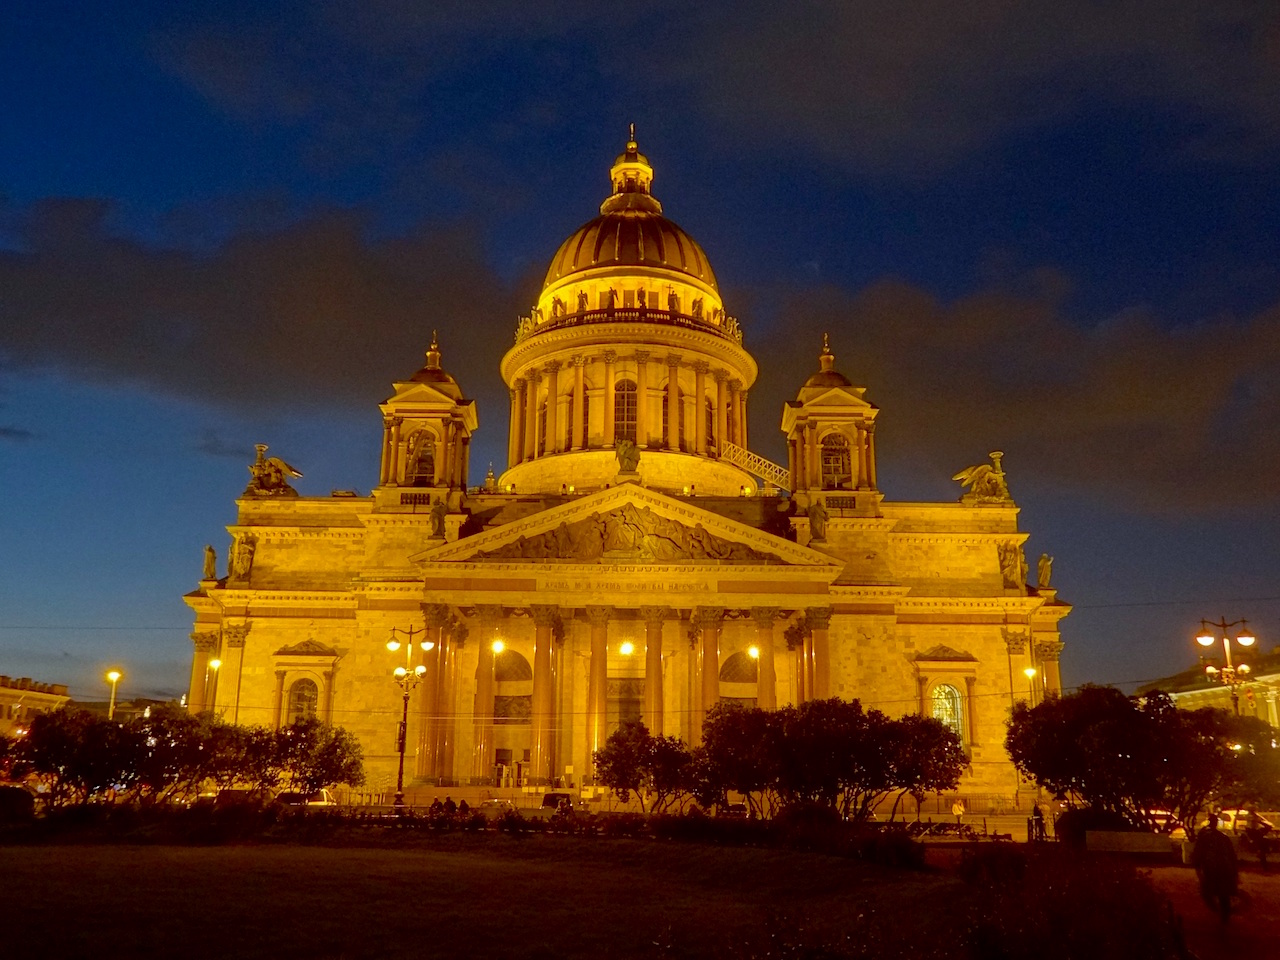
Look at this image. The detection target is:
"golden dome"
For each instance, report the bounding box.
[541,131,719,293]
[406,331,463,399]
[802,333,852,388]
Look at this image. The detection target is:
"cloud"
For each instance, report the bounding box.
[0,426,35,441]
[150,1,1280,176]
[193,431,256,461]
[751,278,1280,508]
[0,198,523,414]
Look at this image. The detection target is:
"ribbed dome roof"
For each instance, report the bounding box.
[543,212,718,291]
[542,131,718,292]
[802,334,852,388]
[405,332,463,399]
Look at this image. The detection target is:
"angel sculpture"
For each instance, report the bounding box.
[952,451,1010,503]
[244,443,303,497]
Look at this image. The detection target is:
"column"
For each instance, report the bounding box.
[379,418,393,485]
[794,640,807,703]
[666,355,680,450]
[603,351,617,446]
[635,351,650,447]
[524,372,539,461]
[544,361,561,455]
[460,437,470,489]
[807,607,832,699]
[787,438,798,492]
[512,379,527,466]
[451,422,465,487]
[387,417,403,486]
[433,624,454,781]
[472,606,501,780]
[1266,689,1279,728]
[271,669,286,730]
[740,391,748,451]
[697,607,724,735]
[418,605,448,779]
[1003,628,1030,709]
[508,387,521,468]
[640,606,668,735]
[187,632,216,714]
[585,606,611,777]
[530,604,558,782]
[856,426,869,489]
[571,357,586,450]
[223,623,249,725]
[806,423,820,490]
[688,627,702,742]
[867,422,878,490]
[795,429,808,490]
[751,608,779,710]
[963,675,979,749]
[714,372,728,456]
[442,421,455,487]
[803,633,815,701]
[729,380,742,446]
[693,361,708,456]
[1035,639,1064,697]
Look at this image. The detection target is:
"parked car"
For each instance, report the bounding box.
[527,792,582,819]
[1204,809,1274,834]
[477,799,516,819]
[277,788,339,808]
[718,802,750,819]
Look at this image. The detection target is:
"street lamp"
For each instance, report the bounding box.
[106,670,123,720]
[207,658,222,714]
[1196,618,1256,715]
[387,626,436,811]
[1023,666,1038,707]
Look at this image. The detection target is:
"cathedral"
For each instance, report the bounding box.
[184,133,1068,801]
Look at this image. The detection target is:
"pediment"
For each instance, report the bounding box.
[801,386,875,409]
[274,638,339,657]
[411,484,840,568]
[915,644,977,663]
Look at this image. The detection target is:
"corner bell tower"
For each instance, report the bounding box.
[377,333,478,493]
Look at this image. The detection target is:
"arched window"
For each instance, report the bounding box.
[821,433,852,489]
[931,684,963,738]
[494,649,533,682]
[406,431,436,487]
[660,387,686,451]
[614,379,637,442]
[286,678,319,724]
[719,652,759,683]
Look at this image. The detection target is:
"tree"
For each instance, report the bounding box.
[701,702,777,816]
[647,734,694,813]
[594,719,652,810]
[1006,684,1280,833]
[14,709,138,806]
[275,719,365,794]
[886,714,966,819]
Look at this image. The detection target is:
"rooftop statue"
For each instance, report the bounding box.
[952,451,1011,503]
[244,444,302,497]
[616,438,641,473]
[202,545,217,580]
[1038,553,1054,589]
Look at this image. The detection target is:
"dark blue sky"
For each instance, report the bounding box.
[3,1,1279,701]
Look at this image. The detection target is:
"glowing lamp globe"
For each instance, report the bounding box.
[394,666,407,678]
[1237,633,1256,647]
[619,641,635,656]
[386,639,401,652]
[1196,632,1215,647]
[414,664,427,676]
[420,640,435,652]
[491,640,504,654]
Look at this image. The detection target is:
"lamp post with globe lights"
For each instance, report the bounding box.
[387,626,435,810]
[1196,618,1256,716]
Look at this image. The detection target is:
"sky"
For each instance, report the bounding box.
[2,1,1279,702]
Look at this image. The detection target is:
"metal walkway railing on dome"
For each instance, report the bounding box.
[720,441,791,492]
[514,308,743,345]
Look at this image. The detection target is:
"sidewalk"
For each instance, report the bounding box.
[1148,866,1280,960]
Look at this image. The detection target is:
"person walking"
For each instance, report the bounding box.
[1031,803,1046,841]
[952,798,965,827]
[1192,813,1239,924]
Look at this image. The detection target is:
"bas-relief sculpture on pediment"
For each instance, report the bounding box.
[475,502,783,564]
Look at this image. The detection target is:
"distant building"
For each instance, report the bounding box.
[0,676,69,737]
[183,134,1069,800]
[1141,648,1280,724]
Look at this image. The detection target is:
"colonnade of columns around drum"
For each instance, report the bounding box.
[788,419,879,492]
[377,415,470,488]
[413,603,834,785]
[506,352,748,468]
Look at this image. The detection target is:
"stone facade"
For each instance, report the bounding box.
[184,135,1069,800]
[0,676,69,737]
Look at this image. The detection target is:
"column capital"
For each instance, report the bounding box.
[634,350,650,364]
[514,376,526,388]
[712,369,729,383]
[528,370,543,384]
[389,416,404,428]
[584,605,614,626]
[224,623,251,648]
[421,603,451,627]
[1033,638,1064,662]
[529,604,560,628]
[638,605,672,625]
[1002,628,1029,655]
[544,359,563,373]
[728,378,742,393]
[474,604,504,626]
[666,353,682,369]
[804,606,834,629]
[694,606,725,626]
[571,354,587,367]
[693,360,710,374]
[603,349,618,364]
[751,607,782,627]
[190,631,218,652]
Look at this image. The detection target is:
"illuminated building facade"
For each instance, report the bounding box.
[184,134,1069,799]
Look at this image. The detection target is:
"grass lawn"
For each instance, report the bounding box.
[1,836,962,959]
